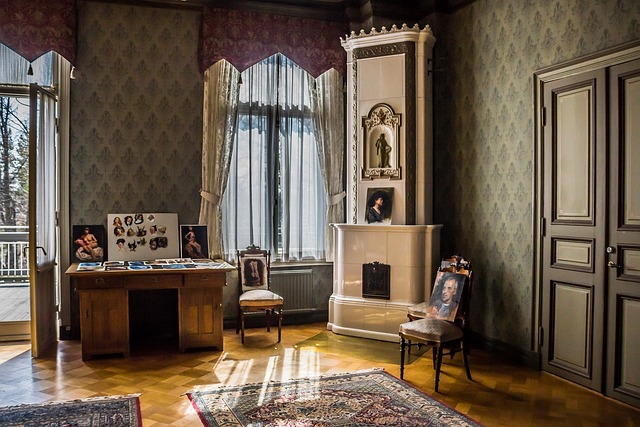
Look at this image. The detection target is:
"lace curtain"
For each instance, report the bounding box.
[0,44,53,86]
[309,69,345,261]
[221,54,328,261]
[198,60,241,259]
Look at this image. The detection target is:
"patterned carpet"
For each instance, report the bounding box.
[0,394,142,427]
[188,369,482,427]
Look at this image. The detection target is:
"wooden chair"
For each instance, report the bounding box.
[236,245,283,344]
[399,266,474,391]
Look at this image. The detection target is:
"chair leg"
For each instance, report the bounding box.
[277,308,282,343]
[240,310,245,344]
[432,347,437,370]
[400,337,406,379]
[462,341,472,380]
[266,309,271,332]
[434,346,443,392]
[236,305,241,334]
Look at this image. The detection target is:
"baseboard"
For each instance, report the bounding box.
[223,309,328,330]
[468,330,541,370]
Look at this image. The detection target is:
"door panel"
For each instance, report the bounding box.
[606,59,640,407]
[28,84,58,358]
[542,69,606,391]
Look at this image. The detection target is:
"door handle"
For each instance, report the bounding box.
[608,261,620,268]
[22,246,47,257]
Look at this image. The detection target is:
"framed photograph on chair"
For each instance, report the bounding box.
[239,255,268,291]
[426,271,467,321]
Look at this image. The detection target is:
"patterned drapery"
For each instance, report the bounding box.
[0,0,77,64]
[199,7,347,77]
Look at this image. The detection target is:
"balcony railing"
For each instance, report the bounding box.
[0,226,29,281]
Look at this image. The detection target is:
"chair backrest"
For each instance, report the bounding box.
[439,255,471,271]
[237,245,271,293]
[428,266,473,326]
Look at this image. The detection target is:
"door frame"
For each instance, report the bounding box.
[533,42,640,369]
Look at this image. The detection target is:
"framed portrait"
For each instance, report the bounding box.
[364,187,393,224]
[426,271,468,322]
[361,103,402,179]
[179,224,209,259]
[107,213,179,261]
[71,225,106,263]
[239,255,268,292]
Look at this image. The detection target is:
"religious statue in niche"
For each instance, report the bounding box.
[362,103,401,179]
[375,133,392,168]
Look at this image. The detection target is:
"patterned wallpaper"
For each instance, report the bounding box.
[70,1,203,227]
[67,0,640,352]
[428,0,640,350]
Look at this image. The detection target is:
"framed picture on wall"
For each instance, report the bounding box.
[180,224,209,259]
[71,225,106,263]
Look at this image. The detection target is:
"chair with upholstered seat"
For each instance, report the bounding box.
[236,245,283,344]
[399,266,474,391]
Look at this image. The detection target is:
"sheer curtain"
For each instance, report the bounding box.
[199,60,241,258]
[222,54,326,261]
[309,69,344,261]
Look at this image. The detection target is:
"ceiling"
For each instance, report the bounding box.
[112,0,473,28]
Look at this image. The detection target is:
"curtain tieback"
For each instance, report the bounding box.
[327,191,345,206]
[200,190,220,205]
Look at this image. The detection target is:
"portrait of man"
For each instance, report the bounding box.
[426,271,467,321]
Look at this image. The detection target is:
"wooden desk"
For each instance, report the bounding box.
[66,263,233,359]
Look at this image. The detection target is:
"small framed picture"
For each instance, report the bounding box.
[180,224,209,259]
[71,225,106,263]
[365,187,394,224]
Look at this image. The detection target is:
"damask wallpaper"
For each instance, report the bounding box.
[70,1,203,226]
[428,0,640,352]
[67,0,640,353]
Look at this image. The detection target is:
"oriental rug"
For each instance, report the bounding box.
[188,369,482,427]
[0,394,142,427]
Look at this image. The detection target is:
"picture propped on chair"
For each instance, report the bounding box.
[240,255,268,290]
[426,271,467,321]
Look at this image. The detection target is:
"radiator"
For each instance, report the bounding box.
[270,269,314,312]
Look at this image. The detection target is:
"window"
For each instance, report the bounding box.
[222,54,327,261]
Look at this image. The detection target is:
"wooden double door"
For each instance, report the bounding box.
[540,53,640,408]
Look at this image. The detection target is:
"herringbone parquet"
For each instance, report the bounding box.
[0,323,638,426]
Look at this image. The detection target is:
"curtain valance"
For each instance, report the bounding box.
[199,7,347,77]
[0,0,77,64]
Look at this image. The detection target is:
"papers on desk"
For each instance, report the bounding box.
[77,258,233,271]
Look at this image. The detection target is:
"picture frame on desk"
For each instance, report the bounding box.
[71,225,106,263]
[180,224,209,259]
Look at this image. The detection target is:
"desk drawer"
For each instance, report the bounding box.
[124,274,178,289]
[183,272,224,287]
[75,275,123,290]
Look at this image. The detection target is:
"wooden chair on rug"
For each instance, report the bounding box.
[236,245,283,344]
[399,265,474,392]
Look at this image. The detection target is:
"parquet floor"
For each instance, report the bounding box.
[0,322,638,426]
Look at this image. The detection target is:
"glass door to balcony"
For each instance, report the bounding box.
[0,93,31,341]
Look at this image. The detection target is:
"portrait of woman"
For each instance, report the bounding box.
[365,188,393,224]
[179,224,209,259]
